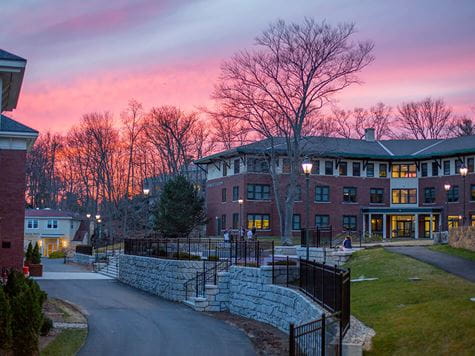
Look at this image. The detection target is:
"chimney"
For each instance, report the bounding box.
[365,128,375,142]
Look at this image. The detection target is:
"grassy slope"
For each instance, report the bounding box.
[428,245,475,262]
[41,329,87,356]
[346,248,475,356]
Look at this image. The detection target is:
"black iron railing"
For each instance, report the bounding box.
[298,259,351,334]
[301,226,333,248]
[124,238,274,267]
[289,314,325,356]
[185,260,230,299]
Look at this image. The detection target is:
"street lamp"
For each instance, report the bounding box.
[95,214,101,220]
[460,165,468,225]
[301,157,313,259]
[444,183,451,230]
[86,213,91,219]
[238,198,244,238]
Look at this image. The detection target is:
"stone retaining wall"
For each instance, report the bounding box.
[73,253,95,265]
[296,247,354,266]
[118,255,203,301]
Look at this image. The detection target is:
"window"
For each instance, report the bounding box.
[468,157,474,173]
[352,162,361,177]
[471,214,475,227]
[443,160,451,175]
[222,188,227,202]
[392,189,417,204]
[2,241,11,249]
[294,185,302,201]
[424,187,436,204]
[232,186,239,201]
[27,219,38,229]
[391,164,417,178]
[221,214,227,230]
[247,184,271,200]
[247,214,270,230]
[223,163,228,177]
[455,160,463,174]
[315,215,330,227]
[339,162,348,176]
[448,216,460,229]
[247,158,269,173]
[343,187,357,203]
[366,163,374,177]
[234,159,240,174]
[311,160,320,175]
[343,216,357,231]
[471,185,475,201]
[47,220,58,229]
[421,163,428,177]
[70,221,74,229]
[325,161,333,175]
[432,161,439,176]
[315,186,330,202]
[232,213,239,229]
[370,188,384,204]
[292,214,301,230]
[447,185,459,202]
[379,164,387,178]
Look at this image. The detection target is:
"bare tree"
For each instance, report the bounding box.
[397,97,453,139]
[213,18,374,244]
[449,116,475,137]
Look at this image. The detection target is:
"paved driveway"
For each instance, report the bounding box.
[387,246,475,283]
[38,261,256,356]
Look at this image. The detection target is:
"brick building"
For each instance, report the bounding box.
[196,129,475,239]
[0,49,38,270]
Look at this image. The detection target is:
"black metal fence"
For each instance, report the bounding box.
[301,226,333,248]
[298,259,351,334]
[289,314,325,356]
[185,260,230,299]
[124,238,274,267]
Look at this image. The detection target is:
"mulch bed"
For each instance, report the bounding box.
[206,312,288,356]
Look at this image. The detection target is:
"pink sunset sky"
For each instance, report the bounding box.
[1,0,474,133]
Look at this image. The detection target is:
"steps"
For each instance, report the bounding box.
[96,254,120,278]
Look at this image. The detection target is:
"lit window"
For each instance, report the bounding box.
[392,189,417,204]
[343,187,357,203]
[247,214,270,230]
[339,162,348,176]
[379,164,387,178]
[391,164,417,178]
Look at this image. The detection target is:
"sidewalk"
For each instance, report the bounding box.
[361,239,434,248]
[387,246,475,283]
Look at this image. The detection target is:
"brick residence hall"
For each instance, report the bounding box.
[0,49,38,270]
[196,129,475,239]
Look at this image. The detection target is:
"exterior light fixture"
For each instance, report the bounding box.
[301,157,313,176]
[143,188,150,195]
[97,219,102,223]
[444,184,451,191]
[460,165,468,177]
[95,214,101,220]
[238,198,244,204]
[86,213,91,219]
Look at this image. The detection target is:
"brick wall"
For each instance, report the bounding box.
[0,149,27,270]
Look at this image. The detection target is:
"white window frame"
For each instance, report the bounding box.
[47,219,58,229]
[27,219,39,229]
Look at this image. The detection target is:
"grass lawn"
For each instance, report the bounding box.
[428,244,475,262]
[40,329,87,356]
[346,248,475,356]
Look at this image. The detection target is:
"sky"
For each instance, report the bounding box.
[1,0,474,133]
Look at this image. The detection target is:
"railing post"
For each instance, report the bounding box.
[208,238,211,260]
[286,256,289,287]
[334,265,338,312]
[321,313,326,356]
[244,240,247,266]
[195,271,199,298]
[214,260,217,285]
[272,241,275,283]
[299,257,302,289]
[257,241,260,267]
[289,323,295,356]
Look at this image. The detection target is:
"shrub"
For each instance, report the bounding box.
[207,255,219,261]
[49,250,66,259]
[0,286,12,350]
[31,242,42,264]
[172,252,201,260]
[25,242,33,264]
[40,317,53,336]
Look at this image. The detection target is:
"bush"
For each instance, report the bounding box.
[207,255,219,261]
[49,250,66,259]
[172,252,201,260]
[0,286,12,350]
[31,242,42,264]
[40,316,53,336]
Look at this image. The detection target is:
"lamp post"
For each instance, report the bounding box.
[460,165,468,225]
[143,187,151,234]
[301,157,313,260]
[95,215,102,247]
[444,183,451,230]
[238,198,244,238]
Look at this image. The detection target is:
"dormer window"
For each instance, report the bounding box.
[47,220,58,229]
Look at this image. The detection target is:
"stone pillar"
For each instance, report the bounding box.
[429,213,433,239]
[414,214,419,239]
[362,213,366,238]
[368,213,372,237]
[382,214,387,239]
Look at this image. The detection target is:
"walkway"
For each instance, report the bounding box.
[387,246,475,283]
[33,258,112,280]
[37,259,255,356]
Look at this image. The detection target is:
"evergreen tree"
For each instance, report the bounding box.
[153,175,207,237]
[32,242,41,264]
[0,286,12,350]
[25,242,33,264]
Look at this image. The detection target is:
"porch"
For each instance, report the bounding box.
[362,207,443,240]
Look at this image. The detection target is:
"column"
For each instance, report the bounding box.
[414,214,419,239]
[382,214,387,239]
[362,213,366,238]
[429,212,433,239]
[368,213,372,237]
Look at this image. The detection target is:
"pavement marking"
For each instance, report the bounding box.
[32,272,113,280]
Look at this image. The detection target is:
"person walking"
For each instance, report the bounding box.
[247,228,253,240]
[224,229,230,242]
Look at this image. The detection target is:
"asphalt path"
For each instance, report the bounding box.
[38,260,256,356]
[387,246,475,283]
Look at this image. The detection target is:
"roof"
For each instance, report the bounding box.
[1,114,38,134]
[195,135,475,163]
[0,49,26,62]
[25,209,82,219]
[73,221,89,241]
